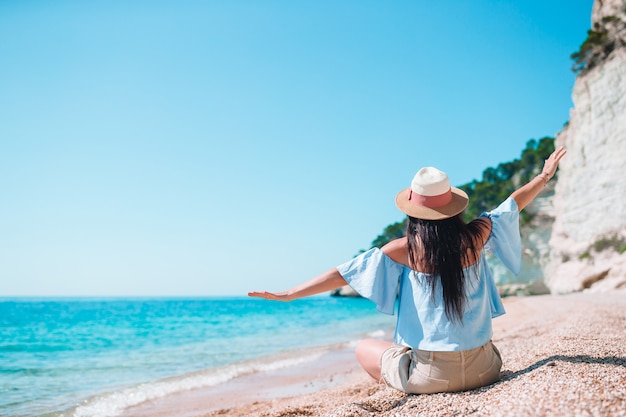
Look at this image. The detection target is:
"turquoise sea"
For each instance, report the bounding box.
[0,297,395,417]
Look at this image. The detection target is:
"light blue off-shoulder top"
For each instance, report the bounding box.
[336,197,521,351]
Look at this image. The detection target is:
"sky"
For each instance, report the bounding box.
[0,0,594,297]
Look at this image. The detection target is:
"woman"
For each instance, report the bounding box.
[249,146,566,394]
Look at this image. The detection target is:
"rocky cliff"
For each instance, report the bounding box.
[546,0,626,293]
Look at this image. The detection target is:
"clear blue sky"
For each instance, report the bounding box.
[0,0,593,296]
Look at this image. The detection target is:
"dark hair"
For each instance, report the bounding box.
[406,214,485,323]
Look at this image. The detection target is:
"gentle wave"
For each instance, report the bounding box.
[69,345,339,417]
[366,329,387,339]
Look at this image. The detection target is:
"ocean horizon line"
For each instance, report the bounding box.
[0,294,333,301]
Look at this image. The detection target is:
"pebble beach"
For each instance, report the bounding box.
[124,290,626,417]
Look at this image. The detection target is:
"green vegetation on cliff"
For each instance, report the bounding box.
[459,136,555,221]
[571,11,626,75]
[366,137,556,250]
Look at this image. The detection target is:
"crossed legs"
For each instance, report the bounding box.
[355,338,395,382]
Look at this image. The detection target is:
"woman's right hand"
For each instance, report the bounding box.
[541,146,567,179]
[511,145,567,211]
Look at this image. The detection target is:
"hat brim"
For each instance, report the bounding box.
[395,187,469,220]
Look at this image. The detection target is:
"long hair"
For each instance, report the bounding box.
[406,214,485,323]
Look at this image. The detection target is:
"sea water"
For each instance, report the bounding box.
[0,296,395,417]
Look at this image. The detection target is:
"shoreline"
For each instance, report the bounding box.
[84,328,395,417]
[67,342,373,417]
[120,344,369,417]
[117,290,626,417]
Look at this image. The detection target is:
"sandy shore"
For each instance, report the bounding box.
[122,290,626,417]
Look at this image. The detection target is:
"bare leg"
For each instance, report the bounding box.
[355,338,394,382]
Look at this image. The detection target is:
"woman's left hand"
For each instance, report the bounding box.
[247,291,292,302]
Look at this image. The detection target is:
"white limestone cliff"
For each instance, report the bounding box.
[545,0,626,293]
[593,0,626,21]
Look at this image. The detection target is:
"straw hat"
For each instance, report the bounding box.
[395,167,468,220]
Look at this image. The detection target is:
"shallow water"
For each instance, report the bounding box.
[0,296,394,417]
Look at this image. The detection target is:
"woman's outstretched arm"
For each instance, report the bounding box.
[510,146,567,212]
[248,268,348,302]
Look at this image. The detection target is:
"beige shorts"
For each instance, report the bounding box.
[381,341,502,394]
